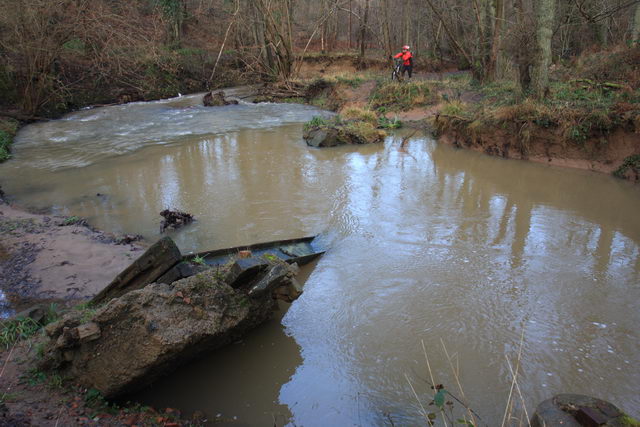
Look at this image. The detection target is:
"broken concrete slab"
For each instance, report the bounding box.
[224,257,270,289]
[91,236,182,305]
[156,261,210,285]
[530,394,633,427]
[38,261,303,398]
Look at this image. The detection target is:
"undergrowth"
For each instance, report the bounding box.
[370,81,434,111]
[613,154,640,179]
[0,118,18,162]
[435,78,640,146]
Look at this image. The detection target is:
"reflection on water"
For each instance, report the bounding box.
[1,98,639,424]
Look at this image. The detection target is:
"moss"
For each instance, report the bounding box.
[620,414,640,427]
[304,114,386,145]
[342,121,385,144]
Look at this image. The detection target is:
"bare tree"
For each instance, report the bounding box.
[358,0,371,62]
[531,0,556,98]
[633,1,640,44]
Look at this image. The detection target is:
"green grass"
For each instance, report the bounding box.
[303,116,331,131]
[377,116,402,129]
[334,75,364,88]
[263,253,278,261]
[0,317,41,348]
[440,100,468,117]
[341,107,378,125]
[0,392,20,404]
[620,414,640,426]
[192,254,206,265]
[61,216,83,226]
[23,368,47,386]
[74,302,98,323]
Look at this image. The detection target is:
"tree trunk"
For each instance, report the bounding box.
[485,0,505,81]
[514,0,532,94]
[348,0,352,49]
[358,0,370,62]
[632,1,640,45]
[403,0,410,45]
[381,0,393,57]
[531,0,556,99]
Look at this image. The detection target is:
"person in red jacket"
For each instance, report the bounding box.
[394,45,413,79]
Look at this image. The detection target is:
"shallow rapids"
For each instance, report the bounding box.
[1,92,639,425]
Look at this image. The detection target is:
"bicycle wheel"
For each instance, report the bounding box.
[391,65,401,81]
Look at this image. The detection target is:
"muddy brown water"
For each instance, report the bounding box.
[0,91,639,425]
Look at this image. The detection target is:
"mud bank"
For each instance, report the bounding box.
[436,126,640,181]
[0,201,146,314]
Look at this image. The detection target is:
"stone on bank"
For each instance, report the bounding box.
[38,258,301,398]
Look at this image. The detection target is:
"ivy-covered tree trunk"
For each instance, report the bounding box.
[531,0,556,99]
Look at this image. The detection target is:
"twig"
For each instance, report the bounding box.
[420,340,448,427]
[54,405,65,427]
[404,373,430,422]
[418,340,488,426]
[0,341,17,378]
[208,0,241,87]
[440,339,477,426]
[501,329,527,427]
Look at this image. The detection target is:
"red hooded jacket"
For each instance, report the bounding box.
[394,51,413,66]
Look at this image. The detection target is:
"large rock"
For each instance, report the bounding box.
[91,236,182,305]
[203,91,238,107]
[531,394,635,427]
[39,262,300,398]
[303,123,385,148]
[304,127,342,147]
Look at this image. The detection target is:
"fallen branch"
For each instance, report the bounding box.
[160,209,194,233]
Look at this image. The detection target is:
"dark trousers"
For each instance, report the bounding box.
[402,65,413,78]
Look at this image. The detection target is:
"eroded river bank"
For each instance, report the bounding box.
[1,92,639,425]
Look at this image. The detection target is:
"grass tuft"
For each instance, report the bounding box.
[340,107,378,125]
[370,81,433,111]
[0,317,41,348]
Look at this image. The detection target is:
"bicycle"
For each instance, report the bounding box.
[391,57,404,82]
